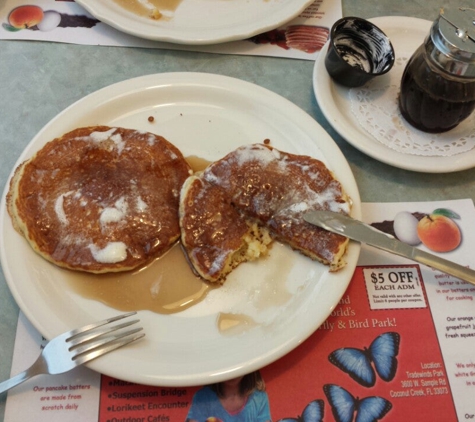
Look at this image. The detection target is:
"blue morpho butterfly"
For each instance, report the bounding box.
[328,332,400,387]
[324,384,392,422]
[277,399,324,422]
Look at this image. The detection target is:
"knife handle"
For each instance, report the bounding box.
[412,248,475,286]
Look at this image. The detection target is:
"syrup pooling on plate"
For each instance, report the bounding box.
[65,243,214,314]
[65,237,297,331]
[186,155,211,172]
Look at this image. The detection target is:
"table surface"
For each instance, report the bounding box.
[0,0,464,418]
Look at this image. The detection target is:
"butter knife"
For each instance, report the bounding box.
[303,210,475,286]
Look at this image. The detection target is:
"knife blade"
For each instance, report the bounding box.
[304,210,475,286]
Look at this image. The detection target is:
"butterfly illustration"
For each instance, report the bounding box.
[328,332,400,387]
[278,399,324,422]
[324,384,392,422]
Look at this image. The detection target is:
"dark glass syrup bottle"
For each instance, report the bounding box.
[399,7,475,133]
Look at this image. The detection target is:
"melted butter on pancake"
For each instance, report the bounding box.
[100,196,128,226]
[54,191,74,225]
[89,242,128,263]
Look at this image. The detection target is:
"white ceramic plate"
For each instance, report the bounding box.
[75,0,314,44]
[0,72,361,386]
[313,16,475,173]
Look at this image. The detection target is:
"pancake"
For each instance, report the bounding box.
[179,144,351,282]
[7,126,192,273]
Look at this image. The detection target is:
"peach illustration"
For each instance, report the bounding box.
[8,5,44,29]
[417,214,461,252]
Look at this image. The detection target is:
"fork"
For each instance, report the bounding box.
[0,311,144,394]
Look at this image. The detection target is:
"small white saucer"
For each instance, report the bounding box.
[313,16,475,173]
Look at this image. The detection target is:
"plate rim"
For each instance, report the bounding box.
[75,0,315,45]
[313,16,475,174]
[1,72,361,386]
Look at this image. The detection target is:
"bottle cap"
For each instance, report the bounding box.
[431,7,475,76]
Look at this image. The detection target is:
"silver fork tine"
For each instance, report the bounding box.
[66,311,138,338]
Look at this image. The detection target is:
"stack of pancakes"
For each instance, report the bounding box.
[7,127,350,280]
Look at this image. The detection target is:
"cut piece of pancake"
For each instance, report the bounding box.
[179,175,273,283]
[179,144,351,282]
[7,126,192,273]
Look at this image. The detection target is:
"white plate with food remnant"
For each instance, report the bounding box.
[313,16,475,173]
[0,72,361,386]
[75,0,314,44]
